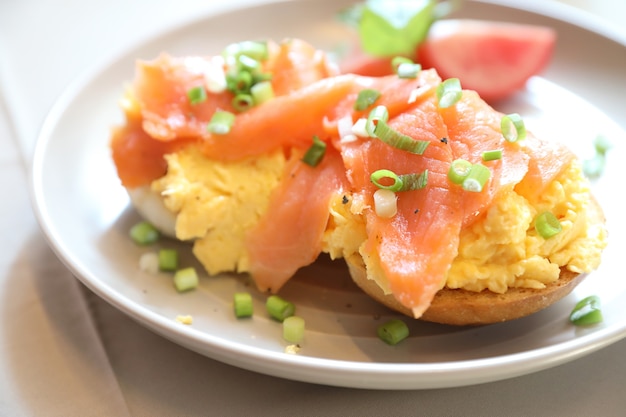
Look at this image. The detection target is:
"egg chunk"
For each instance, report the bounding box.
[447,160,606,293]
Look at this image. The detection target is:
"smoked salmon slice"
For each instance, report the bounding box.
[245,145,349,292]
[133,54,235,141]
[440,89,574,223]
[133,39,338,142]
[110,116,197,188]
[199,75,357,161]
[269,38,338,96]
[341,93,464,317]
[513,133,575,201]
[203,73,427,161]
[438,90,530,226]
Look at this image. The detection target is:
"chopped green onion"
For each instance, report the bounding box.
[373,119,430,154]
[187,86,207,105]
[139,252,159,274]
[283,316,305,343]
[221,40,272,112]
[351,118,369,138]
[593,134,612,155]
[569,295,603,326]
[173,267,198,292]
[583,154,606,179]
[240,40,270,60]
[501,113,527,142]
[482,149,503,161]
[534,211,562,239]
[207,110,236,135]
[377,319,409,345]
[222,42,245,59]
[400,170,428,191]
[232,93,254,112]
[234,292,253,318]
[250,80,274,105]
[158,249,179,272]
[237,54,261,72]
[371,169,402,192]
[365,105,389,137]
[449,160,491,192]
[205,64,228,94]
[301,136,327,167]
[462,163,491,192]
[129,221,159,246]
[396,62,422,79]
[266,295,295,322]
[371,169,428,192]
[226,70,253,94]
[223,40,269,62]
[436,78,462,108]
[447,159,472,184]
[338,114,358,142]
[373,189,397,218]
[252,71,273,84]
[354,88,381,111]
[391,56,413,72]
[584,134,612,179]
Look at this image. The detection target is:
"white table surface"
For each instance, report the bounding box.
[1,0,625,415]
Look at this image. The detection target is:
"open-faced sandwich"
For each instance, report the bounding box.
[110,37,607,326]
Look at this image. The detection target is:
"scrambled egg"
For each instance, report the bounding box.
[152,146,606,295]
[151,146,285,275]
[446,161,607,292]
[175,315,193,325]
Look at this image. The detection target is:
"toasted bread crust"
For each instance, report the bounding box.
[347,257,585,325]
[346,198,604,326]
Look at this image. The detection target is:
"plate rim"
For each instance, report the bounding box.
[29,0,626,389]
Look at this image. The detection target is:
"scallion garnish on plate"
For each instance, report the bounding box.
[569,295,603,326]
[377,319,410,345]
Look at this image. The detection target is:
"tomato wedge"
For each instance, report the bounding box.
[340,19,556,102]
[417,19,556,101]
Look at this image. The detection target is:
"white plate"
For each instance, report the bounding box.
[31,0,626,389]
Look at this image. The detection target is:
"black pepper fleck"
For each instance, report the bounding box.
[440,137,448,144]
[342,195,349,204]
